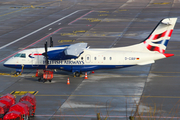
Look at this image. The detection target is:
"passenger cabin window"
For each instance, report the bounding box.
[81,57,83,60]
[104,57,106,60]
[94,57,97,60]
[87,57,89,60]
[110,57,112,60]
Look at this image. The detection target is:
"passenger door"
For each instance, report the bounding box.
[31,50,39,67]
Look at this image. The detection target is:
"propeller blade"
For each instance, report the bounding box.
[50,37,53,47]
[44,41,48,68]
[45,41,47,53]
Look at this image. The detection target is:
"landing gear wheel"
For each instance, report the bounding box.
[15,71,21,75]
[74,72,80,77]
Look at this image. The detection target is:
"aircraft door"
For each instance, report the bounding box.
[31,50,39,67]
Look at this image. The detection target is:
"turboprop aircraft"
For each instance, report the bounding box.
[3,18,177,78]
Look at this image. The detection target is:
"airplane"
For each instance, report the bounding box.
[3,18,177,81]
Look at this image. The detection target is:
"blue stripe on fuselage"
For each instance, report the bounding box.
[3,64,134,72]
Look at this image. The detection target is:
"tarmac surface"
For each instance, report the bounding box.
[0,0,180,119]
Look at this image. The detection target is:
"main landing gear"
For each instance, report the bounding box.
[74,71,82,77]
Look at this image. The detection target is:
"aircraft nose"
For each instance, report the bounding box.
[3,57,15,67]
[3,60,10,67]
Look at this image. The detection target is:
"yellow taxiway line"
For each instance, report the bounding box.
[31,94,180,99]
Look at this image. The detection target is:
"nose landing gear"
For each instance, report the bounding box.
[15,65,24,76]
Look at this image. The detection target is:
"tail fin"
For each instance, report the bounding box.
[144,18,177,53]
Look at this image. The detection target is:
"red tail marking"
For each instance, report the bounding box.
[163,53,174,57]
[144,41,165,53]
[148,29,173,40]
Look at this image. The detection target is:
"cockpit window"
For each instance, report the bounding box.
[20,53,26,58]
[14,53,21,57]
[14,53,26,58]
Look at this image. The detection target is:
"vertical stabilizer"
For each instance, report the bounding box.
[144,18,177,53]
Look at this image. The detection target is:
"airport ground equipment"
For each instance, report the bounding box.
[43,70,53,82]
[0,98,14,110]
[8,102,29,120]
[36,69,53,82]
[20,101,33,117]
[3,111,22,120]
[67,77,70,85]
[2,93,36,120]
[0,103,8,120]
[0,94,16,119]
[19,93,36,116]
[0,93,16,105]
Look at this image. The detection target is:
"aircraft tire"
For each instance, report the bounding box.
[15,71,21,75]
[74,72,80,77]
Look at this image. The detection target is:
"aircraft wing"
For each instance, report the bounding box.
[64,43,87,57]
[47,43,88,60]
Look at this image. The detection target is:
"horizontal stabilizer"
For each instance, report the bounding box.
[65,43,87,56]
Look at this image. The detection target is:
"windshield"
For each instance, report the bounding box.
[14,53,21,57]
[14,53,26,58]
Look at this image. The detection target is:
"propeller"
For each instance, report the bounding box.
[42,37,53,69]
[43,41,48,69]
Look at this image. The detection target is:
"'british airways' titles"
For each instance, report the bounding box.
[43,60,84,65]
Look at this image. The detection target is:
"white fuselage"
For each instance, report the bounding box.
[4,46,165,73]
